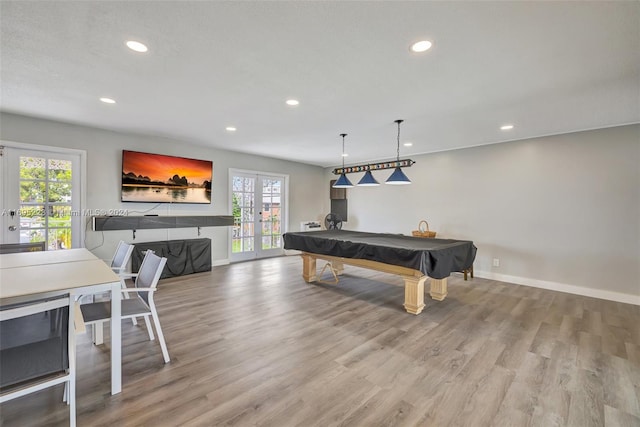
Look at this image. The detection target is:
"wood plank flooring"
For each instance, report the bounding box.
[1,255,639,426]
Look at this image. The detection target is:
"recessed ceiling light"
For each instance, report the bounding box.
[342,153,349,157]
[286,99,299,106]
[500,124,514,130]
[100,97,116,104]
[126,40,148,53]
[226,127,237,132]
[410,40,432,53]
[403,142,413,147]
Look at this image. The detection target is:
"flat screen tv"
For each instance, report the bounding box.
[121,150,212,204]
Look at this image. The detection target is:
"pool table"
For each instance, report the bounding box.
[283,230,477,315]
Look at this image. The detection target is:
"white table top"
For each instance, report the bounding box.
[0,259,120,300]
[0,248,99,269]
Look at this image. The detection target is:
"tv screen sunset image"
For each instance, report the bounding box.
[121,150,212,203]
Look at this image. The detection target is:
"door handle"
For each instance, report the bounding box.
[8,226,17,231]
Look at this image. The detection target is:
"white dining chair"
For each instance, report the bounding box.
[91,240,136,344]
[0,296,76,426]
[80,251,170,363]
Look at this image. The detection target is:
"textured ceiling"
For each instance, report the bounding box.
[1,1,638,167]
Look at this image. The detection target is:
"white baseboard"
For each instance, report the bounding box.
[474,270,640,306]
[214,254,638,305]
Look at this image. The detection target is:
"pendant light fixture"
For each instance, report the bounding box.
[332,133,354,188]
[386,119,412,185]
[357,169,380,186]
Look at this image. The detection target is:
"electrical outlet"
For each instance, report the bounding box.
[493,258,500,267]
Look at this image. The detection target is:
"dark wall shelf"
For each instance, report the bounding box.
[91,215,234,231]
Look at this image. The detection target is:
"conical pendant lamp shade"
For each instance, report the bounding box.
[357,170,380,186]
[385,167,411,185]
[385,120,411,185]
[333,173,353,188]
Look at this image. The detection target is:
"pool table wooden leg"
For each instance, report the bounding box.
[430,278,448,301]
[403,275,426,315]
[301,253,317,282]
[332,261,344,275]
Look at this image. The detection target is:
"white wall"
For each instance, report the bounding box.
[0,112,326,263]
[325,125,640,303]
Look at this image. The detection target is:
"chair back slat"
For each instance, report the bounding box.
[111,241,134,272]
[135,251,167,305]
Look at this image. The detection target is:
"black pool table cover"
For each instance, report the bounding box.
[283,230,477,280]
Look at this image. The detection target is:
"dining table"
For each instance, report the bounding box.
[0,248,123,395]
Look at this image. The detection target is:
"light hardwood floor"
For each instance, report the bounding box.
[2,255,639,426]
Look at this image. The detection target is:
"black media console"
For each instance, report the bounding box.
[131,238,212,279]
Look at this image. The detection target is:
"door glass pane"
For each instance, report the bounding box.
[48,228,71,250]
[48,159,72,181]
[242,208,253,222]
[232,177,243,191]
[262,236,272,250]
[20,228,45,244]
[20,157,46,180]
[271,206,281,236]
[242,237,254,251]
[50,206,72,228]
[232,238,241,253]
[48,183,71,202]
[20,205,45,229]
[242,222,254,236]
[20,181,46,203]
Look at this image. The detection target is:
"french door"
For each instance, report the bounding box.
[1,146,82,249]
[230,170,287,262]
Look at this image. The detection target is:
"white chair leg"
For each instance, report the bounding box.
[69,378,76,427]
[143,315,154,341]
[93,322,104,345]
[150,312,170,363]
